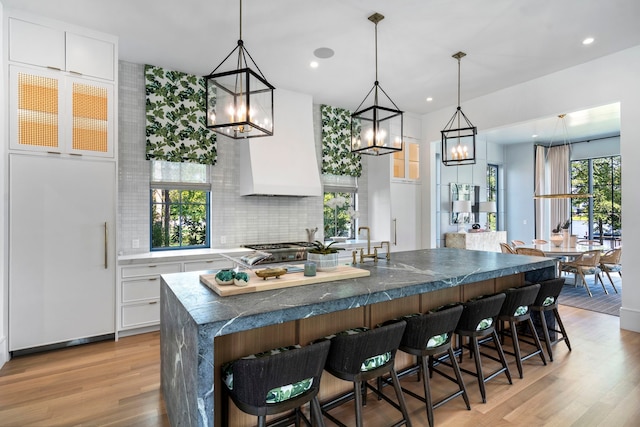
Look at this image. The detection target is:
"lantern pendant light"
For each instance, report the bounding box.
[441,51,476,166]
[204,0,274,139]
[351,13,403,156]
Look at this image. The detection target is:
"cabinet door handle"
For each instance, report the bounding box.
[104,222,108,269]
[149,301,158,305]
[68,70,83,76]
[148,277,158,281]
[393,218,397,246]
[46,66,62,71]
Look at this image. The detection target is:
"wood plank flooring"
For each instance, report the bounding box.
[1,305,639,426]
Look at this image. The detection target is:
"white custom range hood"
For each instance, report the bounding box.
[238,89,322,197]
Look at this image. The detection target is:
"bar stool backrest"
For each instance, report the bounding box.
[457,293,506,333]
[401,304,463,350]
[325,321,406,376]
[230,339,331,407]
[531,278,565,308]
[500,284,541,317]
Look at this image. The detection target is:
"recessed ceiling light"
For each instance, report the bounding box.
[583,37,594,45]
[426,97,433,102]
[310,61,319,68]
[313,47,335,59]
[532,134,538,138]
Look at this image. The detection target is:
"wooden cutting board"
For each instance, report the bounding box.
[200,264,371,297]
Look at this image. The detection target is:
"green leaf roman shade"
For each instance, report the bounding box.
[145,64,217,165]
[321,105,362,177]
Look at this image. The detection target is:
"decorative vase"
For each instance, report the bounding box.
[550,233,564,247]
[306,252,339,271]
[562,229,570,247]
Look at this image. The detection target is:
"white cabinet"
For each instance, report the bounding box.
[391,182,422,252]
[9,155,117,351]
[9,65,115,157]
[9,17,115,81]
[119,262,181,331]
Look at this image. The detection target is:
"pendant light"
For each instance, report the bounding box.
[533,114,593,199]
[351,13,403,156]
[441,51,476,166]
[204,0,274,139]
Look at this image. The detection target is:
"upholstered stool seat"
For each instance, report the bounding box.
[454,293,512,403]
[394,303,471,427]
[221,340,331,427]
[320,321,412,427]
[494,284,547,378]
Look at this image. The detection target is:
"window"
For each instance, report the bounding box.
[571,155,621,244]
[486,164,499,230]
[150,161,211,250]
[322,174,358,239]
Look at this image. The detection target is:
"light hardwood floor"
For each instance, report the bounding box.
[1,305,639,426]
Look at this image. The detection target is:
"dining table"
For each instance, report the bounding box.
[518,242,607,258]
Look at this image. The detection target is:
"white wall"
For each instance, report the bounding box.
[0,1,8,368]
[422,45,640,332]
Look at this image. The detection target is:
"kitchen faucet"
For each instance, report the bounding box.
[357,226,378,263]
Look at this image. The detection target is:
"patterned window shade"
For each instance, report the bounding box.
[321,105,362,177]
[145,64,217,165]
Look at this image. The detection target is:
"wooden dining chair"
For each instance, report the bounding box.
[500,242,517,254]
[511,240,526,246]
[599,248,621,293]
[515,247,546,257]
[559,250,605,297]
[532,239,548,245]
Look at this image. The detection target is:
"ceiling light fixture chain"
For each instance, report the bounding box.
[350,12,403,156]
[441,51,477,166]
[204,0,275,139]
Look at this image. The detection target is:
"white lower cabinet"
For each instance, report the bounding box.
[117,254,249,336]
[118,262,181,332]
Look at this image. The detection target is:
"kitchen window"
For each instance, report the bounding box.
[323,174,358,239]
[150,161,211,250]
[486,164,499,230]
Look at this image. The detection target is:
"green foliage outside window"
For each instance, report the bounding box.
[486,164,498,230]
[324,192,356,238]
[571,156,621,239]
[151,189,209,249]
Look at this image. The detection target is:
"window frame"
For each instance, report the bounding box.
[149,161,211,251]
[486,163,499,230]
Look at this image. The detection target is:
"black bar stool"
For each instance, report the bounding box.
[495,284,547,378]
[221,340,331,427]
[455,293,512,403]
[320,321,412,427]
[395,303,471,427]
[528,278,572,361]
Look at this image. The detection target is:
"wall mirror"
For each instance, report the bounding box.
[450,183,474,225]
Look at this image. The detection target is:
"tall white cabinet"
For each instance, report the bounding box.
[6,12,118,352]
[367,114,422,252]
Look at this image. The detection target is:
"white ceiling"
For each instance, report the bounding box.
[4,0,636,144]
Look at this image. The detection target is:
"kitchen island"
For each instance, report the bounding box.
[160,248,555,427]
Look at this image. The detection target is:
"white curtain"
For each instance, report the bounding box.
[548,145,570,231]
[535,145,546,239]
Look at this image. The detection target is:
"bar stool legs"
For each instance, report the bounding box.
[321,321,411,427]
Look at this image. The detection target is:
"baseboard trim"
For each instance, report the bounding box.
[10,333,115,357]
[620,306,640,333]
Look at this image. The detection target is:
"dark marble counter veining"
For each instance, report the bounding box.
[160,248,555,426]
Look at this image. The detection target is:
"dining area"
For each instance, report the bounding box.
[501,239,622,300]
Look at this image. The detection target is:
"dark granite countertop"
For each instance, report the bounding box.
[161,248,555,337]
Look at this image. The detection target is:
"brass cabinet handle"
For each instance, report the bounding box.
[104,222,108,269]
[393,218,397,246]
[149,301,158,305]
